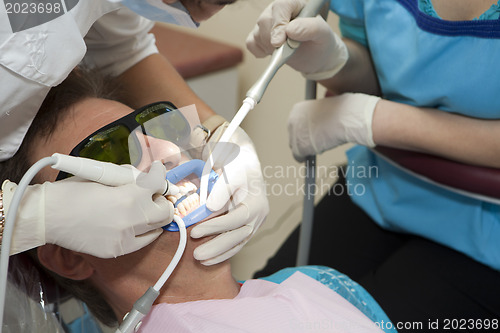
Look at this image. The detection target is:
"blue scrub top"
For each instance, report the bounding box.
[329,0,500,270]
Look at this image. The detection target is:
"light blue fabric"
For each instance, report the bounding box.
[120,0,198,27]
[66,303,103,333]
[329,0,500,270]
[260,266,397,333]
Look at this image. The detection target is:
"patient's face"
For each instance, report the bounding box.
[33,98,189,180]
[32,97,198,243]
[33,97,233,315]
[33,98,136,181]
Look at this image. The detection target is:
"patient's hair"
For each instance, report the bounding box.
[0,68,124,326]
[0,68,124,185]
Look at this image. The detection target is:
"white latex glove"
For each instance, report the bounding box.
[288,93,381,162]
[191,123,269,266]
[246,0,348,80]
[3,161,174,258]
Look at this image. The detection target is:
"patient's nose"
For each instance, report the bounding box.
[134,133,181,171]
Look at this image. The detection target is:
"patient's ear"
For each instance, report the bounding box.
[37,245,94,280]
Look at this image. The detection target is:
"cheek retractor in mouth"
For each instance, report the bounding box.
[163,159,219,231]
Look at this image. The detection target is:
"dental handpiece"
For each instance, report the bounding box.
[51,153,179,195]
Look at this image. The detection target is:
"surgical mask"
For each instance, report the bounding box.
[110,0,199,28]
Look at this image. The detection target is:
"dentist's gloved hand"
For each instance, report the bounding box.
[288,93,381,162]
[246,0,348,80]
[2,161,174,258]
[191,120,269,266]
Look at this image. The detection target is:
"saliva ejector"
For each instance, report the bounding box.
[199,0,328,201]
[222,0,328,139]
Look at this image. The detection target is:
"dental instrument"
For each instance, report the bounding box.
[199,0,328,203]
[163,159,219,231]
[51,153,180,196]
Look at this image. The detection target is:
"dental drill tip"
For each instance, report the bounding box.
[165,180,180,196]
[163,179,180,196]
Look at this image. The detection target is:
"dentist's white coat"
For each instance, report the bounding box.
[0,0,157,161]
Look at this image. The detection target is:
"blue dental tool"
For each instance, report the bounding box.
[163,159,218,231]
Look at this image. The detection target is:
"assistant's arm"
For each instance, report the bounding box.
[318,38,380,96]
[329,39,500,168]
[248,0,500,169]
[318,39,500,168]
[372,100,500,168]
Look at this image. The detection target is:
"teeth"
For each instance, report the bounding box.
[176,192,200,218]
[178,182,197,196]
[166,195,178,204]
[166,180,200,218]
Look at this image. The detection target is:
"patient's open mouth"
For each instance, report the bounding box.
[166,180,201,218]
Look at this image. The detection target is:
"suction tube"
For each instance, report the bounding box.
[199,0,328,202]
[246,0,328,104]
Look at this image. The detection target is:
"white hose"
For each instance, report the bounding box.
[153,215,186,291]
[0,156,58,333]
[116,215,187,333]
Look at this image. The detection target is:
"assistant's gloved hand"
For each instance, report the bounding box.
[2,161,174,258]
[288,93,381,162]
[191,121,269,266]
[246,0,348,80]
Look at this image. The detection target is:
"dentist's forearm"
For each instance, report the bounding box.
[372,99,500,168]
[118,53,216,122]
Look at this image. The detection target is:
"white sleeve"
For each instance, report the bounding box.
[82,7,159,76]
[0,71,49,161]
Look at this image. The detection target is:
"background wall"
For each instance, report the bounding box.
[176,0,350,280]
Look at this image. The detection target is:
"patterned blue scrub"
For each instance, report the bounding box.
[329,0,500,270]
